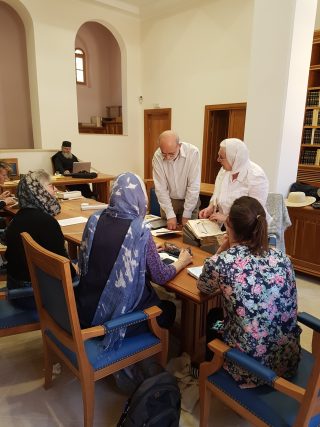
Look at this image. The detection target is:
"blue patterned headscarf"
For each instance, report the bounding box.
[79,172,150,352]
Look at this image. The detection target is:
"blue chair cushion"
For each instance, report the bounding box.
[46,329,161,371]
[0,299,39,328]
[208,349,314,427]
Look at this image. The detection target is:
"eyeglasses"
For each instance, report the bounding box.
[161,148,180,160]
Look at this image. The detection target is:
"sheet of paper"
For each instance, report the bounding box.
[58,216,88,227]
[151,228,182,236]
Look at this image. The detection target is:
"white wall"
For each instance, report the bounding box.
[1,0,143,177]
[141,0,254,151]
[76,22,122,123]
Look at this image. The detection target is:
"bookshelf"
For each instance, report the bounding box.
[298,30,320,184]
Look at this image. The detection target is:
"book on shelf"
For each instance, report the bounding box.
[304,109,313,126]
[187,265,204,280]
[301,148,317,165]
[314,129,320,145]
[306,89,320,107]
[302,128,313,144]
[315,149,320,166]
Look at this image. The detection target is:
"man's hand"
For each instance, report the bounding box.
[167,217,177,230]
[199,205,214,219]
[182,217,189,226]
[0,191,11,199]
[4,197,16,206]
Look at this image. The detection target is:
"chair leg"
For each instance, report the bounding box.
[81,375,95,427]
[200,381,211,427]
[43,340,54,390]
[155,329,168,367]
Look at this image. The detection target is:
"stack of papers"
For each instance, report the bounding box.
[58,217,88,227]
[151,228,182,236]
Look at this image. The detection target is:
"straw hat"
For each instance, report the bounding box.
[285,191,316,207]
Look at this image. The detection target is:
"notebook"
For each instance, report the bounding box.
[72,161,91,173]
[187,265,204,279]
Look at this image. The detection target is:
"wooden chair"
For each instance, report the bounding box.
[21,232,168,427]
[199,312,320,427]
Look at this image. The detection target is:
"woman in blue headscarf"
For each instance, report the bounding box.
[75,172,192,351]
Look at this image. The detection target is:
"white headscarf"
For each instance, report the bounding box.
[217,138,250,208]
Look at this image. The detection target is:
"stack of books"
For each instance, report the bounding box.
[183,219,226,254]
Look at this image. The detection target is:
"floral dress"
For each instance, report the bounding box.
[197,245,301,387]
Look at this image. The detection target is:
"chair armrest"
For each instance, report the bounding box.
[103,310,149,333]
[205,340,305,401]
[298,312,320,333]
[225,348,277,385]
[81,306,163,341]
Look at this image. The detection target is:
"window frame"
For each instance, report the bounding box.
[75,48,87,85]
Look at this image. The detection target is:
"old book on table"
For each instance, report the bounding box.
[185,219,225,240]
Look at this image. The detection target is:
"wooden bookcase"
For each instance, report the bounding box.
[298,30,320,186]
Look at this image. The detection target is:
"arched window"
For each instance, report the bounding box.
[75,48,86,84]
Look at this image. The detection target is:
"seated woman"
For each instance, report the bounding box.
[199,138,270,224]
[197,196,301,388]
[75,172,192,351]
[5,170,76,309]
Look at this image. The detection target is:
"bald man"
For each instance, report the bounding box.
[152,130,200,230]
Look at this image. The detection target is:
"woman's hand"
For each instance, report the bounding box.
[177,248,193,267]
[155,242,165,252]
[216,234,230,254]
[209,212,227,223]
[199,205,214,219]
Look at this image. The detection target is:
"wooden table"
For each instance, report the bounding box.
[1,173,115,204]
[56,199,220,360]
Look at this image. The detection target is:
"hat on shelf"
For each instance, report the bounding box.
[285,191,316,207]
[62,141,72,147]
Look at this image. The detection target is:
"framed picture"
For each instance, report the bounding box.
[0,158,19,180]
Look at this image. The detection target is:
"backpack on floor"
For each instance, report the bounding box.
[117,370,181,427]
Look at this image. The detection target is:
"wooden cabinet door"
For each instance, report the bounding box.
[285,206,320,277]
[144,108,171,179]
[228,108,246,139]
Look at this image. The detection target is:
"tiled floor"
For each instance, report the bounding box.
[0,272,318,427]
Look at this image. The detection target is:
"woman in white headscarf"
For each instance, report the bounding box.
[199,138,269,223]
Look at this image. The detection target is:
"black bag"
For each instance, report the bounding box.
[67,171,98,179]
[117,371,181,427]
[290,182,320,201]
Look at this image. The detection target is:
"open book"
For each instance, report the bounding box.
[185,219,224,239]
[144,215,167,230]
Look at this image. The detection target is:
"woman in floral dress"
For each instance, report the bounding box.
[197,196,301,388]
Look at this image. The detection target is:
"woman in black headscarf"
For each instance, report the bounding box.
[5,169,76,309]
